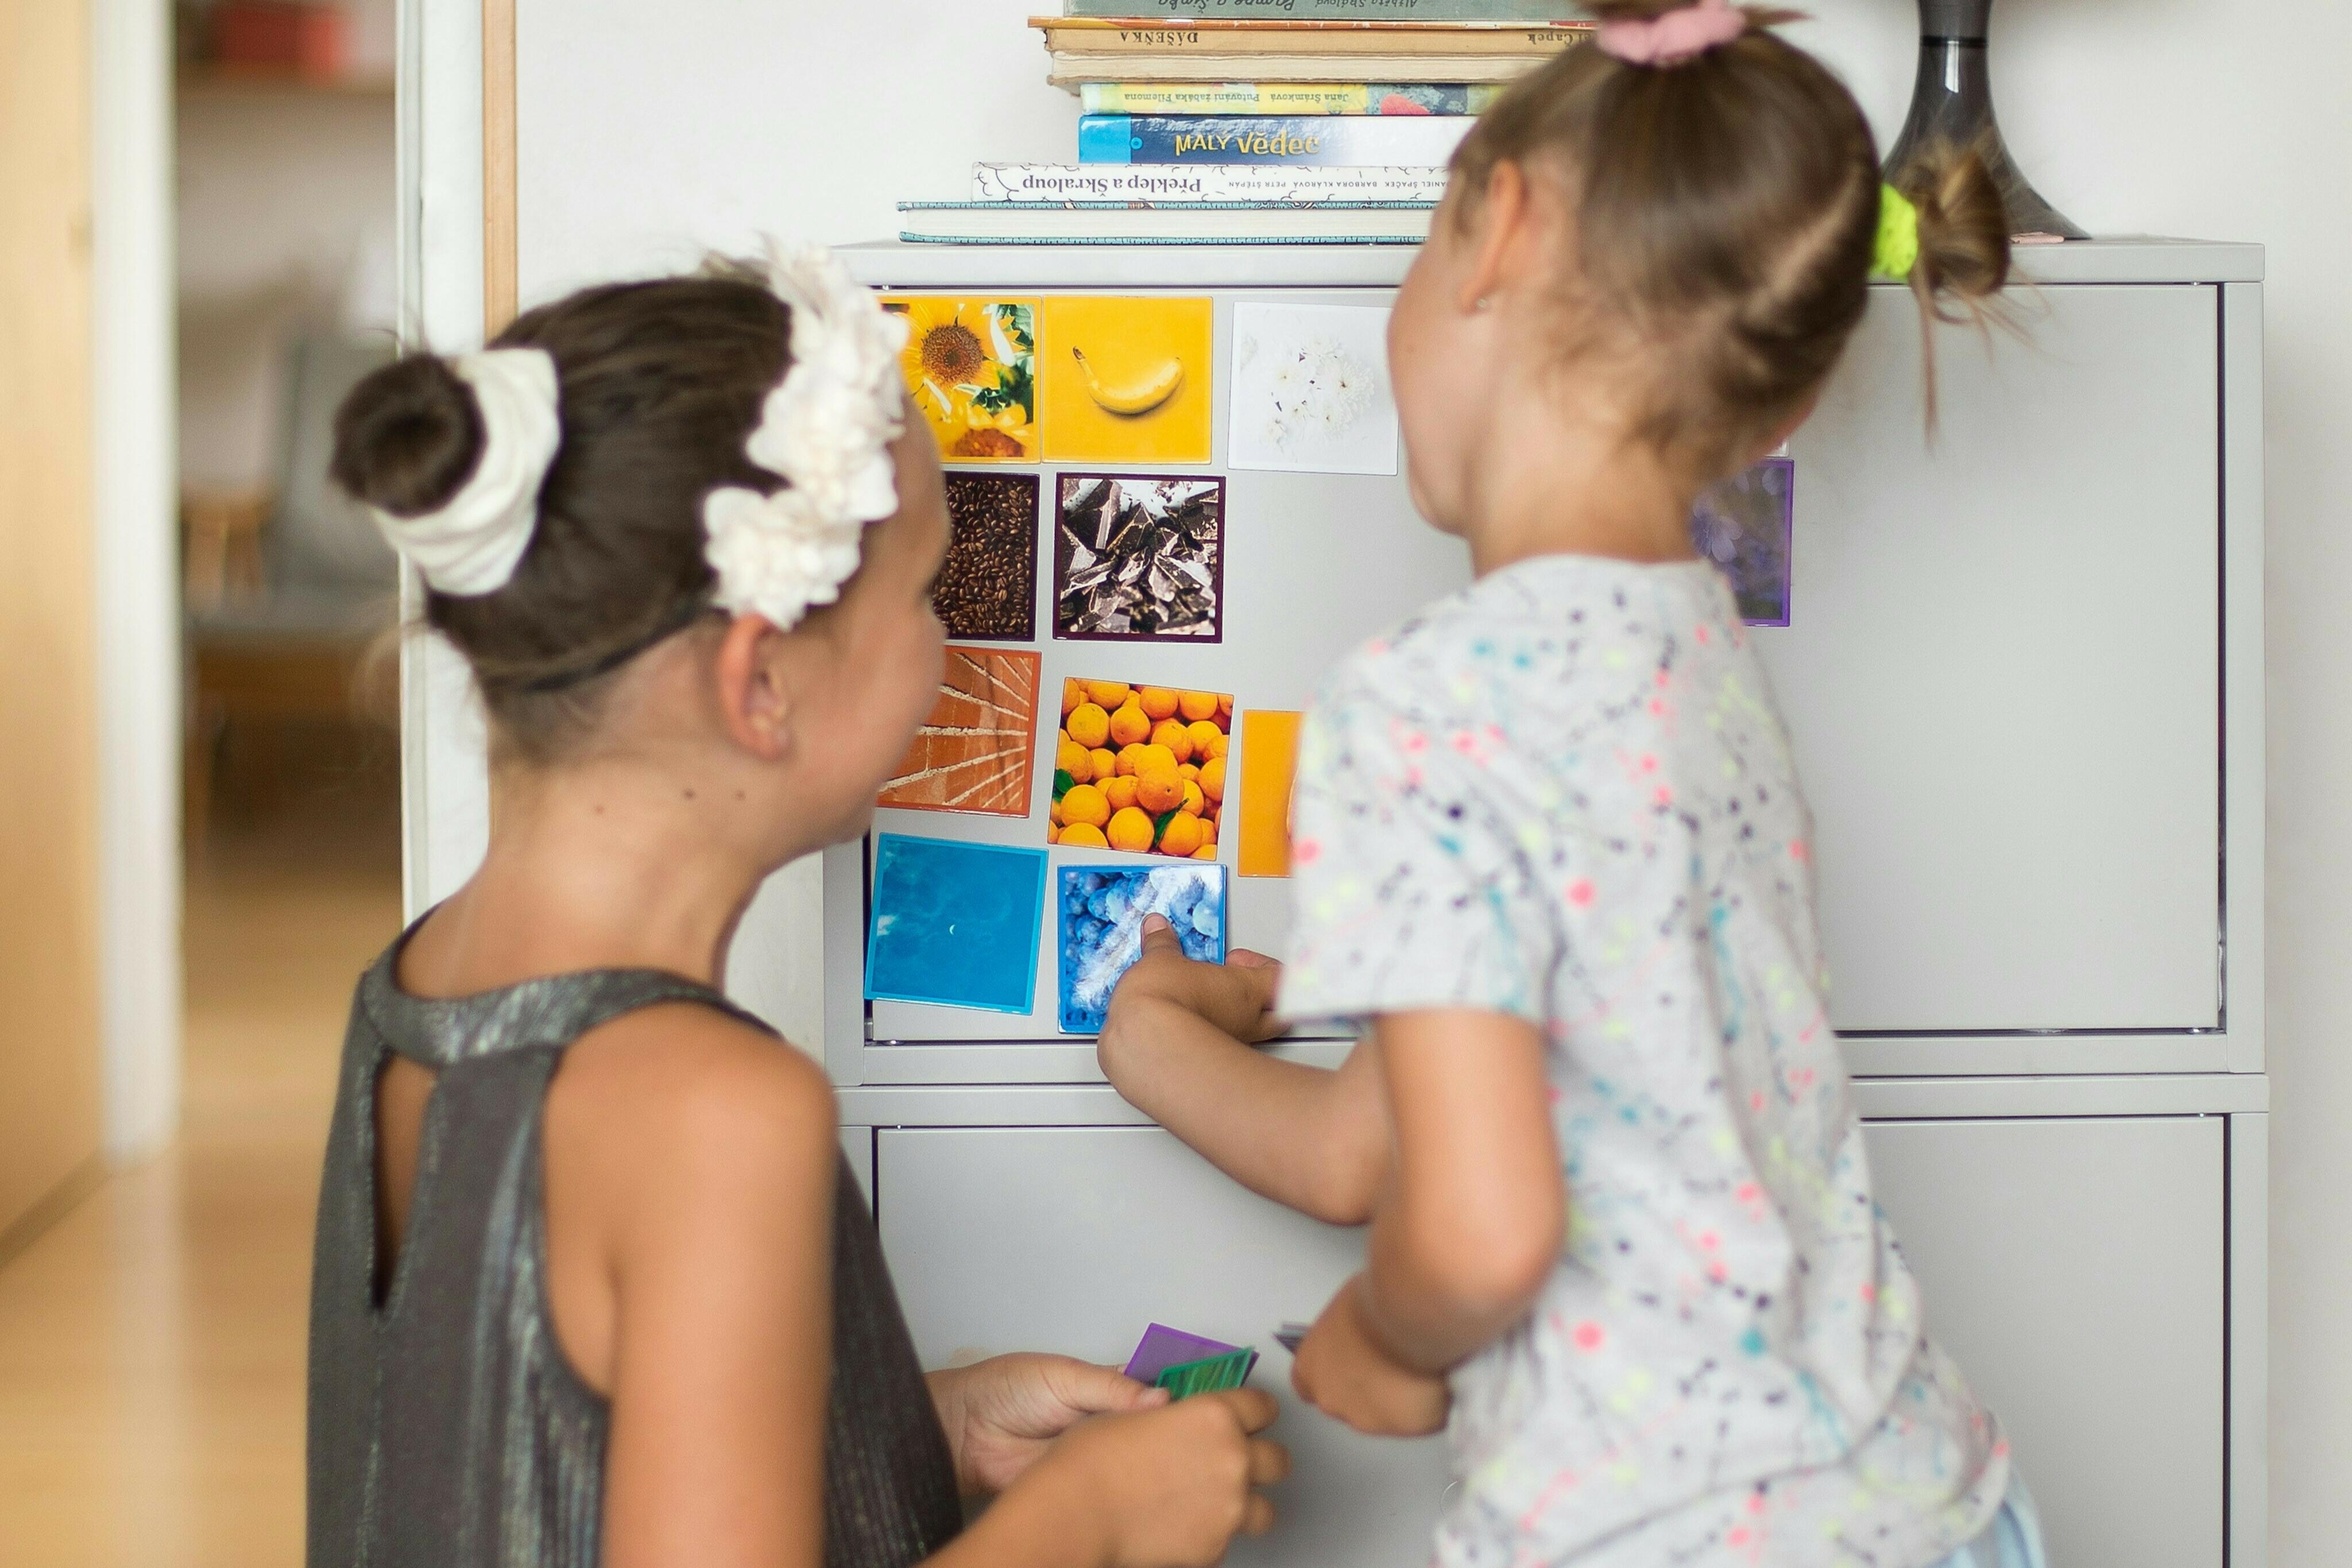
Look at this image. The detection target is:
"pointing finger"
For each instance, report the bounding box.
[1139,913,1185,955]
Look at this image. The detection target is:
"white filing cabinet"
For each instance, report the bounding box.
[817,241,2268,1568]
[405,241,2267,1566]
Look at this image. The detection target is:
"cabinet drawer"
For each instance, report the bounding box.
[877,1125,1446,1566]
[1774,285,2222,1033]
[1867,1117,2225,1568]
[877,1117,2225,1567]
[836,282,2233,1071]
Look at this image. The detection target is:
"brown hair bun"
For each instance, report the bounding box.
[329,354,487,520]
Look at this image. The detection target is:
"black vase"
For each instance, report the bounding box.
[1886,0,2086,240]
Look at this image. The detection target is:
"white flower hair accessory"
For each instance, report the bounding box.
[367,347,561,597]
[702,241,911,632]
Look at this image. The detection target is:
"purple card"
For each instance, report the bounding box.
[1688,456,1795,628]
[1124,1323,1243,1383]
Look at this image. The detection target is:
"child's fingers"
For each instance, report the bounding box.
[1138,913,1185,956]
[1226,948,1281,971]
[1199,965,1279,1027]
[1200,1387,1281,1434]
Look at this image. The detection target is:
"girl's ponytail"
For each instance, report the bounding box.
[1886,142,2015,424]
[1898,141,2013,323]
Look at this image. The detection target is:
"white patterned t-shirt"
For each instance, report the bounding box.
[1279,555,2009,1568]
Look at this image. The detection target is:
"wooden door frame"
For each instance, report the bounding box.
[483,0,517,336]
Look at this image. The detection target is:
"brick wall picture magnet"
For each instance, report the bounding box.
[879,647,1041,817]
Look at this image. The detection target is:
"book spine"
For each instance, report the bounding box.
[971,163,1450,204]
[1058,0,1587,18]
[1043,22,1588,55]
[1077,82,1503,114]
[1079,114,1470,165]
[1051,55,1542,84]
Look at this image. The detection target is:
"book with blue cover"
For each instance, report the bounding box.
[1079,113,1472,165]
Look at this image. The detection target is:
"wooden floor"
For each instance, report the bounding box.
[0,758,403,1567]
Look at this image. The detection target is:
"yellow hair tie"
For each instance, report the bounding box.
[1873,184,1921,282]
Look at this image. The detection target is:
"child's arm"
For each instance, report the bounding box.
[1099,916,1390,1225]
[1288,1009,1562,1436]
[1359,1008,1563,1369]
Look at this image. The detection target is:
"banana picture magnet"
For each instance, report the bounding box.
[1038,296,1214,464]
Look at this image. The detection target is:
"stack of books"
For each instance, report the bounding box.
[899,2,1593,246]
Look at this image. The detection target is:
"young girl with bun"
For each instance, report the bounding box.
[1101,3,2045,1565]
[308,248,1286,1568]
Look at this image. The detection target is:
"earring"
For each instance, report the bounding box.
[1474,296,1493,312]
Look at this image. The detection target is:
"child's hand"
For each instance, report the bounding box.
[1031,1388,1290,1568]
[1290,1276,1452,1438]
[1110,913,1285,1046]
[930,1354,1169,1496]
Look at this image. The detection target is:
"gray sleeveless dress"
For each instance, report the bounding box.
[307,932,964,1568]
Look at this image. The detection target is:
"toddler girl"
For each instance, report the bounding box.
[1101,3,2045,1564]
[311,249,1285,1568]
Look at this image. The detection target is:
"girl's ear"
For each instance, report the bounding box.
[1459,159,1533,315]
[712,612,794,761]
[1449,160,1561,319]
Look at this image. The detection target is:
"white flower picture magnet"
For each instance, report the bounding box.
[1226,302,1399,477]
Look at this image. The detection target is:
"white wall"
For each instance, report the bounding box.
[420,1,2352,1553]
[92,0,181,1159]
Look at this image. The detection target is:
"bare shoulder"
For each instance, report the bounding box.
[537,1003,838,1396]
[549,1003,838,1204]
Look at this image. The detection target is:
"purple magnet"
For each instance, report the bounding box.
[1124,1323,1243,1383]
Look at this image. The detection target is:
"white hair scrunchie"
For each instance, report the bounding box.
[367,346,561,597]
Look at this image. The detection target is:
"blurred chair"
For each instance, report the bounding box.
[185,329,399,843]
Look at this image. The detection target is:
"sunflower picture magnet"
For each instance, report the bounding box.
[884,296,1040,463]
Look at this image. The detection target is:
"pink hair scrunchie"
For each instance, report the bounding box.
[1595,0,1748,67]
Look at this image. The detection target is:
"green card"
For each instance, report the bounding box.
[1153,1346,1258,1400]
